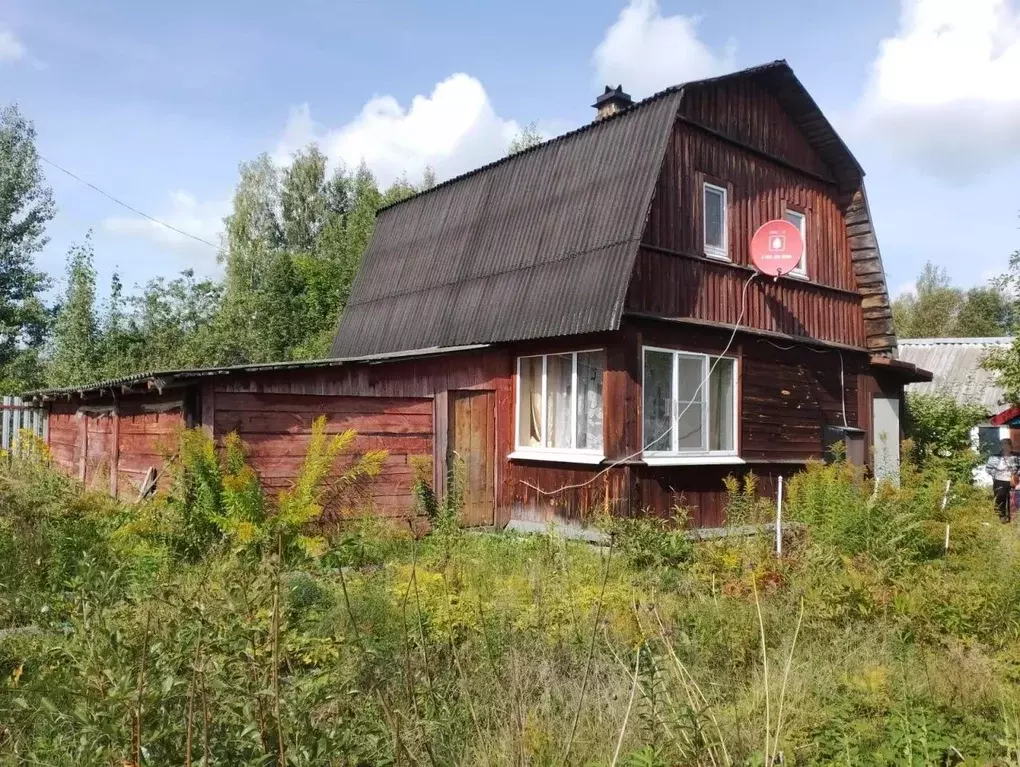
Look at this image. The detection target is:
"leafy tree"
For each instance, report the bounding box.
[281,146,330,253]
[258,251,305,361]
[0,103,55,392]
[956,286,1013,336]
[893,263,963,338]
[893,261,1011,339]
[119,270,224,372]
[48,235,101,387]
[904,392,986,483]
[507,121,543,155]
[983,219,1020,401]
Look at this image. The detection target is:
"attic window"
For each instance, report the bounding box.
[784,208,807,278]
[703,183,728,260]
[514,350,605,461]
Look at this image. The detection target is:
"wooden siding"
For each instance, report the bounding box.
[642,123,857,292]
[634,95,872,350]
[628,248,865,347]
[501,322,867,526]
[846,189,897,352]
[211,391,434,520]
[681,78,836,181]
[43,328,886,530]
[48,397,184,499]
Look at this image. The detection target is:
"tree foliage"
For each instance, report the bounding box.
[903,392,986,482]
[30,136,434,388]
[47,235,101,387]
[892,261,1012,339]
[0,104,55,392]
[507,121,543,155]
[983,218,1020,403]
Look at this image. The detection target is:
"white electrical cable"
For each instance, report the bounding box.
[761,339,847,428]
[521,271,759,497]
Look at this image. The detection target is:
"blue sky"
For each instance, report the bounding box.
[1,0,1018,300]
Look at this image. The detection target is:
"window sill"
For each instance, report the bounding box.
[642,454,745,467]
[704,251,730,262]
[508,450,605,465]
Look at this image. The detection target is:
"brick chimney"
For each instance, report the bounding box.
[592,85,633,120]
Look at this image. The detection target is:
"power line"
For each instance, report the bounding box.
[38,154,226,254]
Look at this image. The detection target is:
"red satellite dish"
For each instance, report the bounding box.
[750,220,804,277]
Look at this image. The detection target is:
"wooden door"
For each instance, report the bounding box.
[448,390,495,526]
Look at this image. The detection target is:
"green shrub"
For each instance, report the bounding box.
[905,392,986,482]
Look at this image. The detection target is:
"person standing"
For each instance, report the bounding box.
[986,439,1019,523]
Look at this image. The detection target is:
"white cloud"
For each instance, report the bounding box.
[592,0,736,96]
[0,29,25,62]
[857,0,1020,182]
[103,190,228,260]
[893,280,916,298]
[273,73,522,189]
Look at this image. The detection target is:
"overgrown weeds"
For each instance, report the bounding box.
[0,436,1019,764]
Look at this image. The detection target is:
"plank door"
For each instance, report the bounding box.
[83,412,113,490]
[448,390,495,526]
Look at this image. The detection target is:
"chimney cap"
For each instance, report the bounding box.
[592,84,633,110]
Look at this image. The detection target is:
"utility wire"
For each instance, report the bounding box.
[522,270,759,497]
[37,154,226,254]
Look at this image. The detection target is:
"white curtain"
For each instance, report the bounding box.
[547,354,573,448]
[518,357,543,447]
[709,358,735,451]
[576,352,604,450]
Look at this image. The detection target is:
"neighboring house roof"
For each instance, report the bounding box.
[331,60,892,358]
[898,337,1012,412]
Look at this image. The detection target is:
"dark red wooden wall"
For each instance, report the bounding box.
[630,78,867,349]
[49,396,185,499]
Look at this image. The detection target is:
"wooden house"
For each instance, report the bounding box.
[29,60,931,530]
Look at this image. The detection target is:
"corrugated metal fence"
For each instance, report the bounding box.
[1,396,48,453]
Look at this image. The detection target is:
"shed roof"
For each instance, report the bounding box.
[330,60,880,358]
[26,345,489,399]
[898,337,1012,412]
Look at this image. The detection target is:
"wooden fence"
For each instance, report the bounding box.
[1,396,48,454]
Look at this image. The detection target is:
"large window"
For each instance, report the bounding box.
[642,347,737,458]
[784,208,807,278]
[703,182,728,260]
[516,350,605,457]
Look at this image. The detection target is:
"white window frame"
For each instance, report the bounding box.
[784,208,807,279]
[511,349,605,464]
[641,346,739,463]
[703,182,729,261]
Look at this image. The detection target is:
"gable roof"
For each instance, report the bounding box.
[331,60,890,358]
[898,337,1012,412]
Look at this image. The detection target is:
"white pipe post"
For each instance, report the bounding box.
[776,475,784,557]
[941,479,951,553]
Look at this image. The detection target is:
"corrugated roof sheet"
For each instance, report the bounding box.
[898,337,1012,411]
[26,345,489,398]
[330,87,684,357]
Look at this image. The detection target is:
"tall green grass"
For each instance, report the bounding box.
[0,431,1019,765]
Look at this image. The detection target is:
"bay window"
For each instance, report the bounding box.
[515,350,605,460]
[642,347,737,459]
